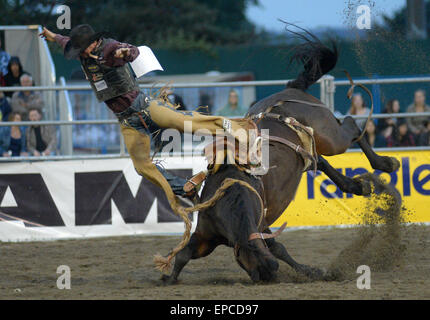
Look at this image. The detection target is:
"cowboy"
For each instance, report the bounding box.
[40,24,252,211]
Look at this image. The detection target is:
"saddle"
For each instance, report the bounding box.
[203,115,316,175]
[184,118,260,192]
[203,118,263,175]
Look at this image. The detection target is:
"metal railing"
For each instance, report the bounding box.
[1,76,430,162]
[0,79,296,92]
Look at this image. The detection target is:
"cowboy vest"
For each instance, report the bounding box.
[80,38,140,102]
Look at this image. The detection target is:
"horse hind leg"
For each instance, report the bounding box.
[317,156,372,196]
[341,117,400,173]
[318,115,400,173]
[356,133,400,173]
[161,233,217,285]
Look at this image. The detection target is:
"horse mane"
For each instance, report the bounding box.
[282,21,338,92]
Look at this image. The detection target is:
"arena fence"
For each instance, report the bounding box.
[1,76,430,161]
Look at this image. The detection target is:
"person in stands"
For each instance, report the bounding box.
[26,108,57,156]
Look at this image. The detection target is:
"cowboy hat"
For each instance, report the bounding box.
[64,24,105,60]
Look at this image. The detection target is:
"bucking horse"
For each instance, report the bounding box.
[159,25,400,284]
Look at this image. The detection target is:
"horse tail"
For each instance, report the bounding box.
[283,22,338,92]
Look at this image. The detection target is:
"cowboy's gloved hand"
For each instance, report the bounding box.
[114,48,130,59]
[39,27,57,42]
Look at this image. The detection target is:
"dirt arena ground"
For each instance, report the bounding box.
[0,223,428,300]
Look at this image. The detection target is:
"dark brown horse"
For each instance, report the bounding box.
[161,26,400,284]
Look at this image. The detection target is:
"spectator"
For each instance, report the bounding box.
[0,39,10,86]
[11,74,43,119]
[216,89,247,117]
[406,89,430,138]
[377,99,401,134]
[0,112,28,157]
[0,89,11,121]
[26,108,57,156]
[347,93,370,129]
[417,121,430,146]
[386,118,415,148]
[364,119,386,148]
[4,56,27,98]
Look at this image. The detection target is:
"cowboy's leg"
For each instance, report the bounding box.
[147,99,249,142]
[120,125,181,210]
[118,92,202,196]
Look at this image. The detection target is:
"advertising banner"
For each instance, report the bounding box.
[0,151,428,241]
[272,150,430,227]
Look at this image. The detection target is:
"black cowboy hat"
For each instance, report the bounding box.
[64,24,106,60]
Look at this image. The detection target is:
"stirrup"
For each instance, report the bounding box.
[183,170,207,194]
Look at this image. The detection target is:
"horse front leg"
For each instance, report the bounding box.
[161,233,217,285]
[340,116,400,173]
[316,115,400,174]
[264,233,324,280]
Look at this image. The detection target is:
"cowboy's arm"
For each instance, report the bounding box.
[104,41,139,67]
[54,34,70,50]
[39,27,69,49]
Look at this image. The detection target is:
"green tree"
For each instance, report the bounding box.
[0,0,259,51]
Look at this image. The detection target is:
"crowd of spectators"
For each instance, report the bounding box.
[358,89,430,149]
[0,41,56,158]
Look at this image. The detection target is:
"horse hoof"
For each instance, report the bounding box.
[161,274,178,285]
[362,181,372,196]
[354,177,372,196]
[380,156,400,173]
[308,267,325,280]
[298,265,324,280]
[389,157,400,172]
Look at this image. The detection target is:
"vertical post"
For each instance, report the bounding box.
[58,77,73,155]
[320,75,335,113]
[119,129,126,156]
